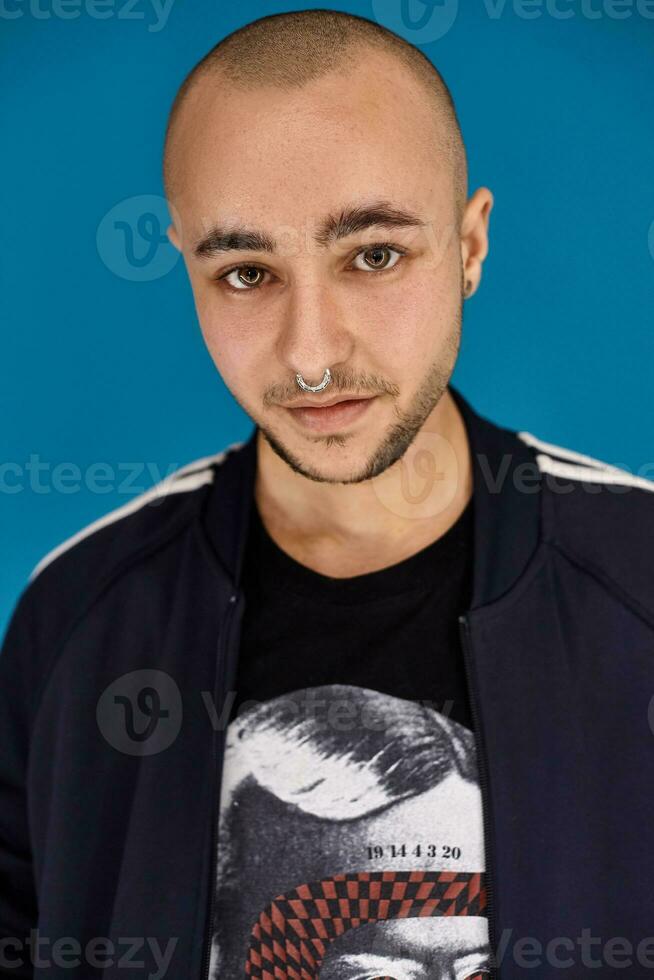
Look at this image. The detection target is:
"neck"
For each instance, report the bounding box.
[253,388,473,578]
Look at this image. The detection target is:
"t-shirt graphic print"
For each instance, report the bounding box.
[208,684,490,979]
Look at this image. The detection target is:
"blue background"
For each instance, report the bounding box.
[2,0,654,635]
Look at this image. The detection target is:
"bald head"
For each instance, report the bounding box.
[162,8,467,226]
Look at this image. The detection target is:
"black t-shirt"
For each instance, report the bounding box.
[209,495,491,980]
[228,494,475,730]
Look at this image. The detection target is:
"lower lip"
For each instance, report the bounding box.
[286,397,376,432]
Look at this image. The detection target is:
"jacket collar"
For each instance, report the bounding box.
[202,384,543,612]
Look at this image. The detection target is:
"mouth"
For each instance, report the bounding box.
[284,396,376,433]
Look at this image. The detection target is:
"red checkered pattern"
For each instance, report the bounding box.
[244,869,487,978]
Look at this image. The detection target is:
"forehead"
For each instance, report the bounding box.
[170,49,451,231]
[319,916,490,975]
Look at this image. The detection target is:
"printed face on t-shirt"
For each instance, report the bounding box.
[208,684,490,979]
[319,917,489,979]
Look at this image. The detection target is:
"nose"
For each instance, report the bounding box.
[276,279,355,383]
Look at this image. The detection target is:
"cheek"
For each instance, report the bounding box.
[200,324,264,397]
[365,272,459,367]
[189,278,267,382]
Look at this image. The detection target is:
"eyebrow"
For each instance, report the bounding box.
[192,200,428,260]
[330,939,490,970]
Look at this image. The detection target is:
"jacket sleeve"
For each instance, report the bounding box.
[0,586,39,979]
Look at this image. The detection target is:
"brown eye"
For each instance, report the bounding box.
[218,265,268,291]
[237,267,263,287]
[364,246,391,268]
[352,245,403,273]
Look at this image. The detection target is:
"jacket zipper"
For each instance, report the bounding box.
[200,592,238,980]
[459,613,498,979]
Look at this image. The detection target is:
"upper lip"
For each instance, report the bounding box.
[285,395,374,409]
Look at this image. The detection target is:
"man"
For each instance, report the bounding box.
[1,8,654,980]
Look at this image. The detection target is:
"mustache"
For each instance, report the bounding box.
[263,373,399,407]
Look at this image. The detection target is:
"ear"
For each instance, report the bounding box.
[460,187,494,299]
[167,222,182,252]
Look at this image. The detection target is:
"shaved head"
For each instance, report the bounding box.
[162,8,467,226]
[159,6,493,502]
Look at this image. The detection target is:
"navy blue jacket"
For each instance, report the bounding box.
[2,385,654,978]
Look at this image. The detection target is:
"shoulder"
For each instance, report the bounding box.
[0,440,247,719]
[30,443,245,582]
[13,441,245,638]
[516,429,654,615]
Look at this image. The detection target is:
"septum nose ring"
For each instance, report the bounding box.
[296,368,332,393]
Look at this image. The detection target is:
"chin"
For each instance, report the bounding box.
[292,451,376,486]
[269,427,378,484]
